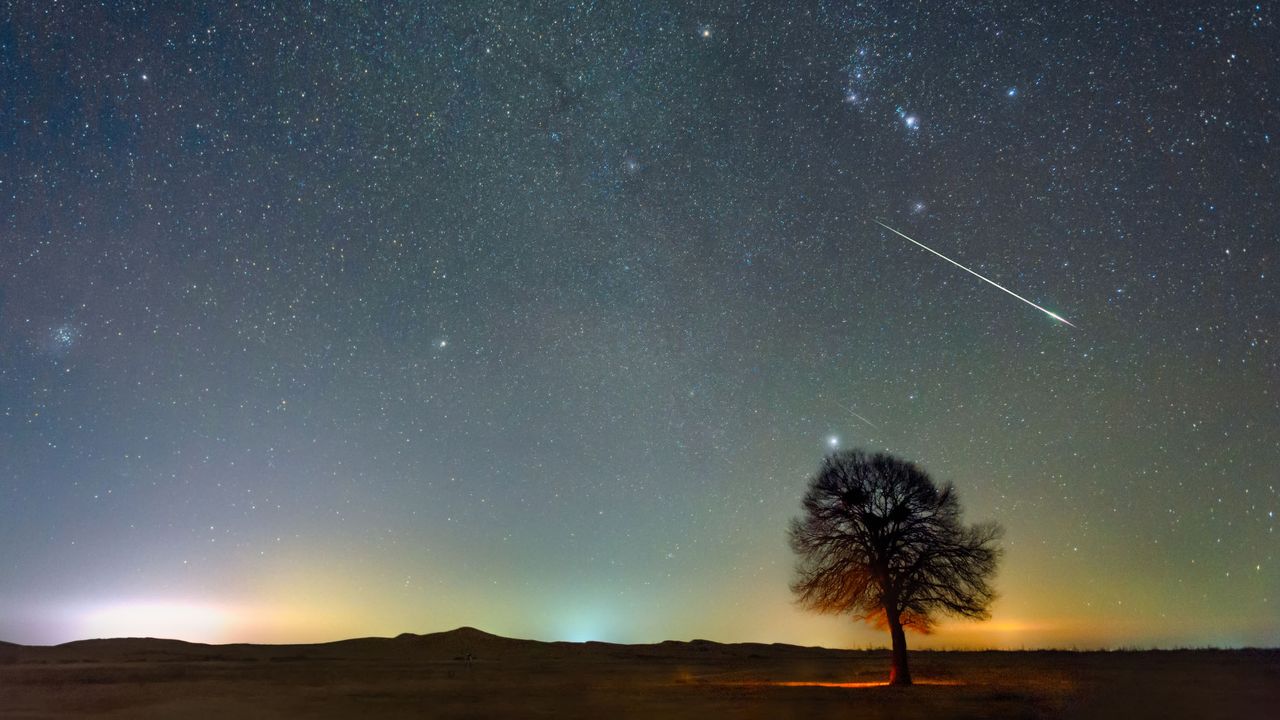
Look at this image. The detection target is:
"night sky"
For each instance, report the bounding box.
[2,2,1276,649]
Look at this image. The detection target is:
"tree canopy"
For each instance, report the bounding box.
[789,449,1002,685]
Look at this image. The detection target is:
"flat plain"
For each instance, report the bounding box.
[1,628,1276,718]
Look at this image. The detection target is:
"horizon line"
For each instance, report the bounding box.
[5,627,1273,654]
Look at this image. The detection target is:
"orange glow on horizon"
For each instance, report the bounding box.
[64,596,381,645]
[732,679,964,688]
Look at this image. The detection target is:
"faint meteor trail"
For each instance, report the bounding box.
[872,219,1078,328]
[828,399,879,429]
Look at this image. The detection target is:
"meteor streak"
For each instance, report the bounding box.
[872,219,1077,328]
[828,399,879,429]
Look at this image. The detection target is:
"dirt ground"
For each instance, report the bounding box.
[1,629,1276,718]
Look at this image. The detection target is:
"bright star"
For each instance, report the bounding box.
[826,435,840,449]
[904,115,919,130]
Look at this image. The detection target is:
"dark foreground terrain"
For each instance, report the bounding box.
[1,628,1276,718]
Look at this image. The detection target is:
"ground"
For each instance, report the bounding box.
[1,629,1276,718]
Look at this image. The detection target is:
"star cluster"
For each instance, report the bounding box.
[0,2,1275,648]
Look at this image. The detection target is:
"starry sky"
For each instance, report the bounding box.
[1,2,1276,649]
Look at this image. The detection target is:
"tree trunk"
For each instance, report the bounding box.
[886,611,912,686]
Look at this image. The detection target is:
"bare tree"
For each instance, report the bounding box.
[789,450,1002,685]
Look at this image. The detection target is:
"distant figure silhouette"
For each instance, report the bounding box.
[789,450,1003,686]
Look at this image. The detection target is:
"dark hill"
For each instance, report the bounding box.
[0,628,850,665]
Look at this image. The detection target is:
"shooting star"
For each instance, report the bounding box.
[872,219,1077,328]
[827,399,879,429]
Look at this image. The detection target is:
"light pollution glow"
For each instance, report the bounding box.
[16,541,1267,649]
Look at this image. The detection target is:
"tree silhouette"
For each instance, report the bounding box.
[789,450,1002,686]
